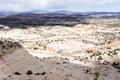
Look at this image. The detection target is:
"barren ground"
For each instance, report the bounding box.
[0,24,120,80]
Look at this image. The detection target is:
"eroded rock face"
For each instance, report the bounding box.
[0,38,22,56]
[46,40,95,52]
[74,24,98,32]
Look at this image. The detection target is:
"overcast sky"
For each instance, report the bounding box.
[0,0,120,12]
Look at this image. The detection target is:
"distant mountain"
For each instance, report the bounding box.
[0,10,77,14]
[0,10,120,15]
[51,10,74,13]
[0,10,20,14]
[27,10,50,14]
[26,10,77,14]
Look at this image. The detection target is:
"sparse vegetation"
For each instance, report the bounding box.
[0,13,119,80]
[26,70,33,75]
[94,71,100,80]
[98,56,103,60]
[33,47,39,50]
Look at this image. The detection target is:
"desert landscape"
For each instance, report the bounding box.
[0,13,120,80]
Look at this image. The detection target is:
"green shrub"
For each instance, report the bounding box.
[94,71,100,80]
